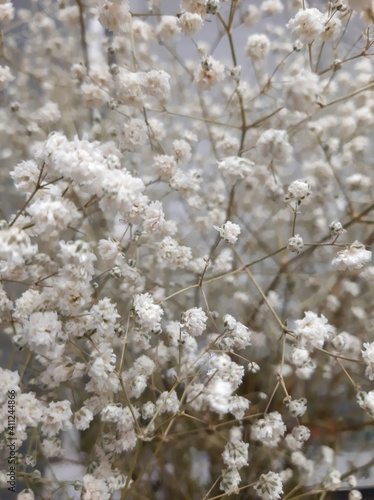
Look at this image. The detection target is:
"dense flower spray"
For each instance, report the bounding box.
[0,0,373,499]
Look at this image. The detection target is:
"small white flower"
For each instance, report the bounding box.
[324,469,341,491]
[285,179,311,203]
[194,56,225,90]
[214,221,241,244]
[251,412,286,447]
[287,8,325,44]
[180,307,208,337]
[254,471,283,500]
[349,490,362,500]
[332,241,372,271]
[287,398,307,417]
[329,221,346,238]
[220,467,241,494]
[245,34,270,61]
[287,234,304,254]
[294,311,333,351]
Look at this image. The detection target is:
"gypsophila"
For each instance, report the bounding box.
[294,311,334,351]
[285,179,311,203]
[254,471,283,500]
[251,412,286,447]
[332,241,372,271]
[1,1,373,497]
[287,8,325,44]
[214,221,241,244]
[287,234,304,254]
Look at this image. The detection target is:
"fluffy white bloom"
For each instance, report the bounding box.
[173,139,192,164]
[222,437,249,469]
[41,400,73,437]
[324,469,341,491]
[228,395,250,420]
[0,64,14,90]
[194,56,225,90]
[206,379,233,414]
[291,346,310,367]
[91,298,120,339]
[357,390,374,418]
[142,200,176,237]
[98,0,130,33]
[347,475,358,488]
[156,390,179,414]
[257,129,293,165]
[133,293,163,332]
[153,155,178,179]
[261,0,284,15]
[34,101,61,125]
[11,160,41,194]
[74,407,94,431]
[17,490,35,500]
[287,398,307,417]
[169,168,202,194]
[156,15,181,41]
[285,179,311,202]
[27,194,81,238]
[243,5,261,27]
[321,15,342,41]
[284,70,321,112]
[23,311,62,356]
[361,342,374,380]
[218,314,252,351]
[245,34,271,61]
[217,156,254,183]
[349,491,362,500]
[82,80,106,106]
[220,467,241,494]
[292,425,311,443]
[287,8,325,44]
[88,344,119,393]
[0,368,20,404]
[178,12,203,36]
[116,68,144,106]
[119,118,148,151]
[158,236,192,269]
[254,471,283,500]
[214,221,241,244]
[208,354,244,390]
[82,474,110,500]
[0,283,12,316]
[0,2,14,24]
[0,227,38,267]
[294,311,333,351]
[291,450,314,476]
[98,238,122,262]
[142,401,156,420]
[181,307,208,337]
[329,221,346,238]
[141,70,171,100]
[287,234,304,254]
[251,412,286,447]
[332,241,372,271]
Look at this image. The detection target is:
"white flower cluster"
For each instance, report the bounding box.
[254,471,283,500]
[217,156,254,183]
[332,241,372,271]
[1,0,374,497]
[214,221,241,244]
[294,311,334,351]
[361,341,374,380]
[285,179,311,203]
[220,427,249,494]
[250,412,287,447]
